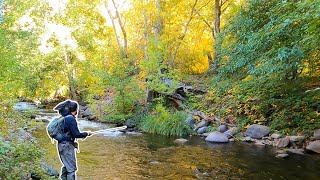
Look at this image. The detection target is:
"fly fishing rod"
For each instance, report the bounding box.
[92,126,127,135]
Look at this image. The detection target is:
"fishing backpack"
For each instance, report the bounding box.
[46,116,65,143]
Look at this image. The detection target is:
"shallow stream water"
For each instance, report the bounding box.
[27,106,320,180]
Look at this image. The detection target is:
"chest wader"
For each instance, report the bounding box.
[58,141,77,180]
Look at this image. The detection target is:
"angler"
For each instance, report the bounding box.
[50,100,93,180]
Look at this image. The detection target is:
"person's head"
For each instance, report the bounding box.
[53,99,79,116]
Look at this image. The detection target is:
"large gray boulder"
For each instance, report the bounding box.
[218,125,228,133]
[205,131,229,143]
[223,127,238,139]
[276,137,290,148]
[197,127,207,134]
[306,140,320,153]
[314,129,320,140]
[245,124,270,139]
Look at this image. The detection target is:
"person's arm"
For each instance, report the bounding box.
[66,115,88,139]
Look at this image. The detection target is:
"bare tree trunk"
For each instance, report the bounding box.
[143,9,149,110]
[155,0,162,43]
[212,0,221,73]
[63,49,77,100]
[106,4,122,54]
[106,0,128,58]
[171,0,198,66]
[111,0,127,58]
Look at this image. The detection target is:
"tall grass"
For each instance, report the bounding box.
[140,104,192,136]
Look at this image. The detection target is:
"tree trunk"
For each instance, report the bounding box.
[111,0,127,58]
[212,0,221,73]
[143,9,149,110]
[106,0,128,58]
[155,0,163,43]
[63,49,77,100]
[171,0,198,66]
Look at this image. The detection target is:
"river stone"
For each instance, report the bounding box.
[197,127,207,134]
[245,124,270,139]
[82,107,93,117]
[271,133,282,139]
[306,140,320,153]
[276,150,286,154]
[276,137,290,148]
[195,119,209,130]
[289,136,305,142]
[276,154,289,158]
[205,131,229,143]
[223,127,238,139]
[242,137,254,142]
[255,141,265,146]
[174,138,188,144]
[40,162,59,177]
[314,129,320,140]
[286,149,304,155]
[218,125,228,133]
[185,116,196,127]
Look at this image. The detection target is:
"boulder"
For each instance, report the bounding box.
[185,116,196,127]
[271,133,282,139]
[82,107,93,117]
[197,127,207,134]
[314,129,320,140]
[218,125,228,133]
[289,136,305,143]
[306,140,320,153]
[286,149,304,155]
[276,154,289,158]
[194,119,209,130]
[245,124,270,139]
[223,127,238,139]
[242,137,254,142]
[276,137,290,148]
[205,131,229,143]
[255,141,265,146]
[173,138,188,144]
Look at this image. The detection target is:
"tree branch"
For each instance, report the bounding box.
[171,0,199,65]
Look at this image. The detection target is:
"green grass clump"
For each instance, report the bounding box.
[140,104,192,136]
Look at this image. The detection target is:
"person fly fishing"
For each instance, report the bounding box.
[51,100,93,180]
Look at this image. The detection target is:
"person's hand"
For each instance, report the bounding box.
[87,131,93,136]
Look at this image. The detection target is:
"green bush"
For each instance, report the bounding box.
[0,108,46,179]
[140,104,192,136]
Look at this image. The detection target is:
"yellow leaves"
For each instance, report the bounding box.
[189,56,209,74]
[243,75,252,81]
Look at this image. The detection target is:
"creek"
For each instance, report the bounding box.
[18,102,320,179]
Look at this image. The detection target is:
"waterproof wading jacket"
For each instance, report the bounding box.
[60,114,88,143]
